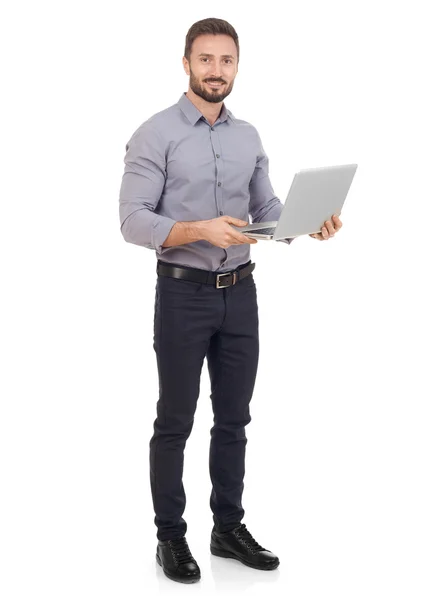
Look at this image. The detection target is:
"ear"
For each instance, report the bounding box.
[182,57,190,76]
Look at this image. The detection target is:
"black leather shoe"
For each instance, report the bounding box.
[156,536,201,584]
[210,523,280,570]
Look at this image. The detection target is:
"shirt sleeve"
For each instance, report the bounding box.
[118,123,177,253]
[248,129,294,245]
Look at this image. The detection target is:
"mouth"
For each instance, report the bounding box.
[206,81,225,89]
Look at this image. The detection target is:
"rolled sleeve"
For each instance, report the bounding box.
[119,123,176,252]
[152,214,177,254]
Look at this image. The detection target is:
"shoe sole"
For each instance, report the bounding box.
[155,553,201,584]
[210,545,280,570]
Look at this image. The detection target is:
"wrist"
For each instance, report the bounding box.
[191,220,209,242]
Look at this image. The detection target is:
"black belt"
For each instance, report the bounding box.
[156,260,255,289]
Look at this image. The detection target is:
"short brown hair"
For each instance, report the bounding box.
[184,18,240,63]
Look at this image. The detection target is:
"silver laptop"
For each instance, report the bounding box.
[233,164,358,240]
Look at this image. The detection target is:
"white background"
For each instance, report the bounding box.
[1,0,430,598]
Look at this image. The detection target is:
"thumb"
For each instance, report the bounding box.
[224,216,248,226]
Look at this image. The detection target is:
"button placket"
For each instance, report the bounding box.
[210,125,224,218]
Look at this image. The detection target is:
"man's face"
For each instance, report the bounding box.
[183,34,238,103]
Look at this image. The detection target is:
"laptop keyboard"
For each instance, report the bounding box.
[245,227,275,235]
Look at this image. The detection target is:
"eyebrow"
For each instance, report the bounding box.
[198,53,235,59]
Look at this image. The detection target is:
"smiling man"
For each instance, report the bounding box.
[188,46,236,105]
[119,17,342,585]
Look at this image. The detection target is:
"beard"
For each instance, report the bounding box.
[189,68,234,103]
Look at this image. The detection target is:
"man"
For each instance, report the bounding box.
[119,17,342,584]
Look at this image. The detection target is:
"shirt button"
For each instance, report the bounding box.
[216,154,220,158]
[217,182,221,187]
[219,211,224,215]
[211,127,215,131]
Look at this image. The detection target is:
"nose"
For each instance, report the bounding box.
[208,61,224,80]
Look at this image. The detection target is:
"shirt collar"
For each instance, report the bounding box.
[178,92,235,126]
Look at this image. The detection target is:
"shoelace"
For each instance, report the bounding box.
[168,537,195,565]
[233,524,266,553]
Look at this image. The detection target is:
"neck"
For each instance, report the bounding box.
[186,89,223,126]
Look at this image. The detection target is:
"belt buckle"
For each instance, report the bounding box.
[216,271,237,289]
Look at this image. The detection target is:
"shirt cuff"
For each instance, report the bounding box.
[152,216,177,254]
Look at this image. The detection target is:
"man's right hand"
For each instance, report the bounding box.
[202,216,258,248]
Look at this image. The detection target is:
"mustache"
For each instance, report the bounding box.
[205,80,226,84]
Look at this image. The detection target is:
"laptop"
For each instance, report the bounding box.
[233,164,358,240]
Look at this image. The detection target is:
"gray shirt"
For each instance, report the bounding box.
[119,92,292,272]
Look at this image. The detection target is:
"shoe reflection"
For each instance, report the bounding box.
[209,552,281,591]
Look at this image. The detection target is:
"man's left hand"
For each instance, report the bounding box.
[309,214,343,241]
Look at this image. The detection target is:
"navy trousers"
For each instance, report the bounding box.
[149,260,259,541]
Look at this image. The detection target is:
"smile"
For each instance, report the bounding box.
[206,82,224,88]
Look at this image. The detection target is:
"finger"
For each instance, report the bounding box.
[321,226,329,240]
[332,214,343,230]
[233,233,257,244]
[310,233,323,240]
[324,220,336,237]
[225,217,248,226]
[238,233,254,244]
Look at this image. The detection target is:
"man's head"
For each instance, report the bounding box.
[183,18,239,104]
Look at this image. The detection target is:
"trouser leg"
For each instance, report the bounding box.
[206,274,259,533]
[149,274,223,541]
